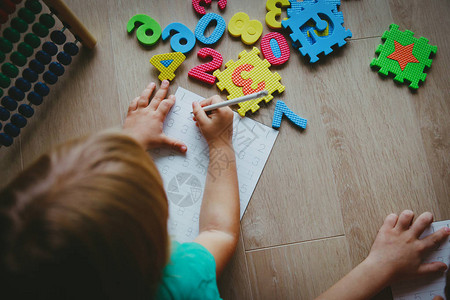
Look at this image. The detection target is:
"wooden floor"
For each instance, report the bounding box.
[1,0,449,299]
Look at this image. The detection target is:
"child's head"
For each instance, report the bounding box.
[0,133,169,299]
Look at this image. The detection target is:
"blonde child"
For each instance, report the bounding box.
[0,80,238,299]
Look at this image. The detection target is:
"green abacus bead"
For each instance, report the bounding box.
[3,28,20,43]
[0,38,12,54]
[18,42,33,57]
[0,51,4,63]
[0,73,10,88]
[39,14,55,29]
[24,33,41,48]
[2,63,19,78]
[10,52,27,67]
[18,8,36,24]
[25,0,42,14]
[32,23,49,38]
[11,17,28,33]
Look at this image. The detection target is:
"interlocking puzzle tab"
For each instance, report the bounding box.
[370,24,437,89]
[213,47,285,117]
[150,52,186,81]
[282,0,352,63]
[272,100,307,129]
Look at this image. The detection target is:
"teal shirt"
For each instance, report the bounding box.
[156,242,222,300]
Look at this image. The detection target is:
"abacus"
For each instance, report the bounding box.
[0,0,96,147]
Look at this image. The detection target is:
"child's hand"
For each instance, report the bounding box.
[192,96,234,146]
[123,80,187,152]
[365,210,450,283]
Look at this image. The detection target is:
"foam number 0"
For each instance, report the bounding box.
[260,32,290,65]
[265,0,290,29]
[162,23,196,54]
[127,14,161,46]
[228,12,263,45]
[231,64,266,95]
[195,13,226,45]
[192,0,227,15]
[188,48,223,85]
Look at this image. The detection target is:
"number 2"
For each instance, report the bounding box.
[188,48,223,85]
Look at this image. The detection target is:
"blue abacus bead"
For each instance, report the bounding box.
[15,77,31,92]
[49,61,64,76]
[57,52,72,65]
[36,50,51,64]
[0,133,13,147]
[50,30,66,45]
[0,106,10,120]
[11,113,27,128]
[43,71,57,84]
[18,103,34,117]
[8,86,25,101]
[23,68,38,82]
[4,123,20,137]
[27,91,43,105]
[29,59,45,73]
[42,41,57,56]
[1,96,17,111]
[64,42,79,56]
[34,82,50,96]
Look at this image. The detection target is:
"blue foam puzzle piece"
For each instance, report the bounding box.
[195,13,226,45]
[160,59,174,67]
[162,22,196,54]
[272,100,307,129]
[282,0,352,63]
[287,0,343,23]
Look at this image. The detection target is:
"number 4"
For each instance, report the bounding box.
[272,100,307,130]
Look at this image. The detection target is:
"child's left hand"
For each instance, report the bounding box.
[123,80,187,152]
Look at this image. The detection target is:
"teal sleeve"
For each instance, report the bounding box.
[156,242,222,300]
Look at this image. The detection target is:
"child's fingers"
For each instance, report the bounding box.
[381,213,398,230]
[199,98,213,107]
[157,95,176,119]
[162,136,187,153]
[137,82,156,108]
[420,227,450,252]
[128,97,139,113]
[192,102,209,125]
[410,212,433,237]
[149,80,170,110]
[416,261,448,276]
[395,210,414,231]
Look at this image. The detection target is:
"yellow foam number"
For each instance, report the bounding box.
[306,20,330,37]
[228,12,263,45]
[265,0,290,29]
[149,52,186,81]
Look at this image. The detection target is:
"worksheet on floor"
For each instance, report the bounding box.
[150,87,279,243]
[391,220,450,300]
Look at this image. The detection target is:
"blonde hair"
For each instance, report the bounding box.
[0,132,169,299]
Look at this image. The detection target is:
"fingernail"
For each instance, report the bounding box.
[162,80,169,86]
[439,264,448,271]
[181,145,187,152]
[444,227,450,233]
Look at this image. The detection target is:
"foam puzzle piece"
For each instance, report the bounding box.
[228,12,263,45]
[192,0,227,15]
[260,32,290,65]
[188,47,223,85]
[150,52,186,81]
[272,100,307,129]
[213,47,285,116]
[162,23,196,54]
[287,0,343,22]
[265,0,290,30]
[370,24,437,89]
[195,13,226,45]
[282,0,352,63]
[127,14,162,46]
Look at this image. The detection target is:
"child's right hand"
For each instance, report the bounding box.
[192,96,234,146]
[365,210,450,284]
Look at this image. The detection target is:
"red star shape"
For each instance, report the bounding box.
[387,41,419,71]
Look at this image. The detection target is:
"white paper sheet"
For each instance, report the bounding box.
[392,220,450,300]
[151,87,279,243]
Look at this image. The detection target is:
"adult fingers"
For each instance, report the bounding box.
[381,213,398,230]
[420,227,450,253]
[411,212,433,238]
[416,261,448,276]
[162,136,187,153]
[137,82,156,108]
[128,97,139,113]
[192,101,209,126]
[157,95,176,119]
[395,210,414,231]
[149,80,170,110]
